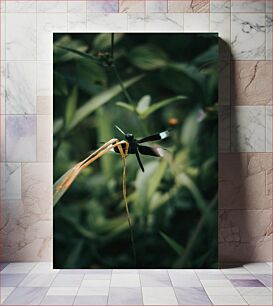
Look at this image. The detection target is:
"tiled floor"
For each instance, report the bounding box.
[0,262,272,305]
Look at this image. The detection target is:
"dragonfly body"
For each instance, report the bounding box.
[114,125,169,172]
[125,134,138,154]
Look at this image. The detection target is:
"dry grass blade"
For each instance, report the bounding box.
[53,138,137,264]
[54,138,119,206]
[116,142,137,265]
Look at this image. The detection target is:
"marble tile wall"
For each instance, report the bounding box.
[0,0,272,263]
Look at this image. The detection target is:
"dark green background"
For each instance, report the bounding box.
[53,33,218,269]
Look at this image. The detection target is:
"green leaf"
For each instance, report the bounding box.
[53,165,81,206]
[134,161,158,223]
[53,35,88,63]
[129,45,168,70]
[173,194,217,268]
[54,71,68,96]
[93,33,124,50]
[181,110,199,147]
[65,86,78,127]
[168,63,205,87]
[160,231,185,256]
[147,160,167,199]
[116,102,135,112]
[64,240,84,268]
[176,172,207,215]
[53,118,63,135]
[134,160,167,225]
[159,65,203,104]
[94,216,128,233]
[193,45,219,67]
[56,45,99,63]
[97,108,115,181]
[136,95,151,114]
[76,58,107,89]
[68,74,144,131]
[62,213,97,239]
[142,95,186,118]
[103,220,130,243]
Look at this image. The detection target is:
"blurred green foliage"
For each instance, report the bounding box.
[53,33,218,269]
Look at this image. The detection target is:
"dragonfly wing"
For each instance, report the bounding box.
[114,124,126,135]
[137,145,165,157]
[137,130,170,143]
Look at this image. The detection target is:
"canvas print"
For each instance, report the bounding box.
[53,33,218,269]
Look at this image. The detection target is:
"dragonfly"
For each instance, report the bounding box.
[112,125,170,172]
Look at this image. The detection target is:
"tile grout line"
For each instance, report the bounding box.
[222,269,250,305]
[208,0,210,31]
[71,270,84,306]
[106,268,113,305]
[84,1,87,31]
[229,5,232,153]
[39,268,59,305]
[66,0,68,30]
[4,4,6,167]
[194,268,214,305]
[138,269,144,306]
[265,8,268,60]
[35,0,38,164]
[169,270,180,305]
[198,266,253,305]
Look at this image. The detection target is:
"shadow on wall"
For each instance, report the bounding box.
[219,38,272,267]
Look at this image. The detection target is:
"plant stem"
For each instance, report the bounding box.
[112,66,135,106]
[121,150,137,266]
[174,194,217,268]
[110,33,135,106]
[111,33,114,60]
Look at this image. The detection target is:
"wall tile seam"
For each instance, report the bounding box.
[219,208,272,211]
[219,151,272,154]
[2,60,273,62]
[0,11,271,14]
[2,161,52,164]
[1,12,272,15]
[1,161,22,200]
[0,0,269,11]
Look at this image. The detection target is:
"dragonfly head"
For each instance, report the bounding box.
[125,133,134,141]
